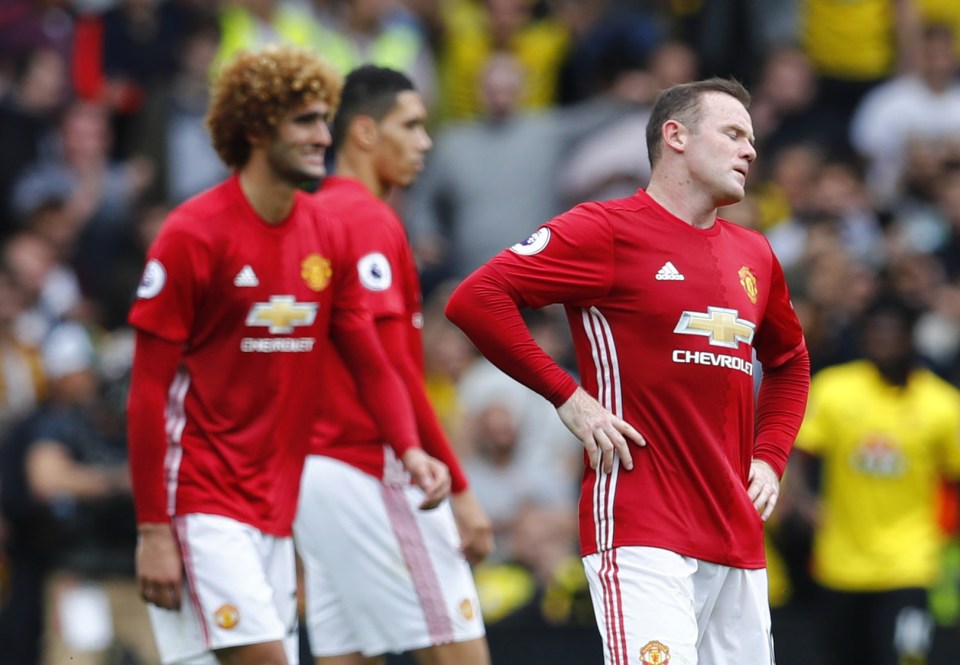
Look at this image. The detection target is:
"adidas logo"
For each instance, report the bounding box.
[234,265,260,287]
[655,261,685,281]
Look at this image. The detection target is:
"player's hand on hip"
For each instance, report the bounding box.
[402,448,451,510]
[748,459,781,521]
[450,489,494,565]
[136,522,183,610]
[557,387,646,473]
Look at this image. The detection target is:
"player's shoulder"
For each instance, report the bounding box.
[154,181,238,243]
[912,368,960,405]
[812,360,877,393]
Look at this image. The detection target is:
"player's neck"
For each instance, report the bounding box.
[335,153,388,200]
[238,163,298,225]
[644,176,718,229]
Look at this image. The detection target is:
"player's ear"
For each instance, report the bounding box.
[661,119,687,154]
[350,116,378,150]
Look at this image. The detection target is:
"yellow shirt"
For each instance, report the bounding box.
[796,361,960,591]
[802,0,896,80]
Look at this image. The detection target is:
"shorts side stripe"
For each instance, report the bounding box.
[174,516,210,647]
[382,484,454,645]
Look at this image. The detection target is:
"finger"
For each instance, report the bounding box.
[594,430,615,473]
[169,585,182,610]
[761,492,779,521]
[608,428,634,470]
[582,437,600,470]
[616,420,646,447]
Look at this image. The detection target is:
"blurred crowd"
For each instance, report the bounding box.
[1,1,960,664]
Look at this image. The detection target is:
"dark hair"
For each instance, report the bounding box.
[645,77,751,169]
[206,45,342,169]
[332,65,416,148]
[860,292,921,332]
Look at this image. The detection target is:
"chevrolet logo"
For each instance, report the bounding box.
[674,306,755,349]
[245,296,318,334]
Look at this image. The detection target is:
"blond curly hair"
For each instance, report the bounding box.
[206,45,343,169]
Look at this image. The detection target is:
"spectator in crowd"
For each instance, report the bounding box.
[311,0,439,110]
[850,22,960,205]
[784,293,960,665]
[801,0,922,140]
[0,261,44,436]
[213,0,320,72]
[437,0,570,120]
[404,51,632,287]
[0,47,69,236]
[2,322,155,665]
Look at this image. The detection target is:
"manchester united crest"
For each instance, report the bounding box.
[738,266,758,304]
[640,640,670,665]
[214,603,240,629]
[301,254,332,292]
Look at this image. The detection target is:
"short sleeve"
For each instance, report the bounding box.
[128,213,211,343]
[486,202,616,309]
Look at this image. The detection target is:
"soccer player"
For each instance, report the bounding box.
[293,65,492,665]
[786,294,960,665]
[446,78,811,665]
[126,47,449,665]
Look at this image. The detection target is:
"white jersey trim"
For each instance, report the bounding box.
[581,307,623,554]
[164,370,190,518]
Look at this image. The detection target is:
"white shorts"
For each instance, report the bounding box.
[294,454,485,657]
[583,546,774,665]
[147,514,299,665]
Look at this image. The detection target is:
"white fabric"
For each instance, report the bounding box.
[147,514,299,665]
[583,546,773,665]
[295,455,484,657]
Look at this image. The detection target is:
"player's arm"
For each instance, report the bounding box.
[749,340,811,522]
[446,262,645,474]
[376,315,493,560]
[331,319,450,509]
[126,329,184,610]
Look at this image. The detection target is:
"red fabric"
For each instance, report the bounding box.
[445,265,579,407]
[310,177,464,489]
[127,176,373,535]
[446,190,810,567]
[331,321,419,459]
[753,348,811,478]
[72,16,104,101]
[126,331,182,524]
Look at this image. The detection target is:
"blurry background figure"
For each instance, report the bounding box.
[405,51,633,291]
[0,47,69,237]
[2,230,82,347]
[0,262,45,437]
[213,0,320,71]
[556,39,699,207]
[783,293,960,665]
[312,0,439,110]
[134,14,227,205]
[850,22,960,207]
[437,0,570,121]
[800,0,922,148]
[12,100,153,327]
[1,322,155,665]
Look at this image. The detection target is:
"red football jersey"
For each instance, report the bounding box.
[128,176,368,536]
[487,190,806,567]
[309,177,424,476]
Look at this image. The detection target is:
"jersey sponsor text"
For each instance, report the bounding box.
[672,349,754,375]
